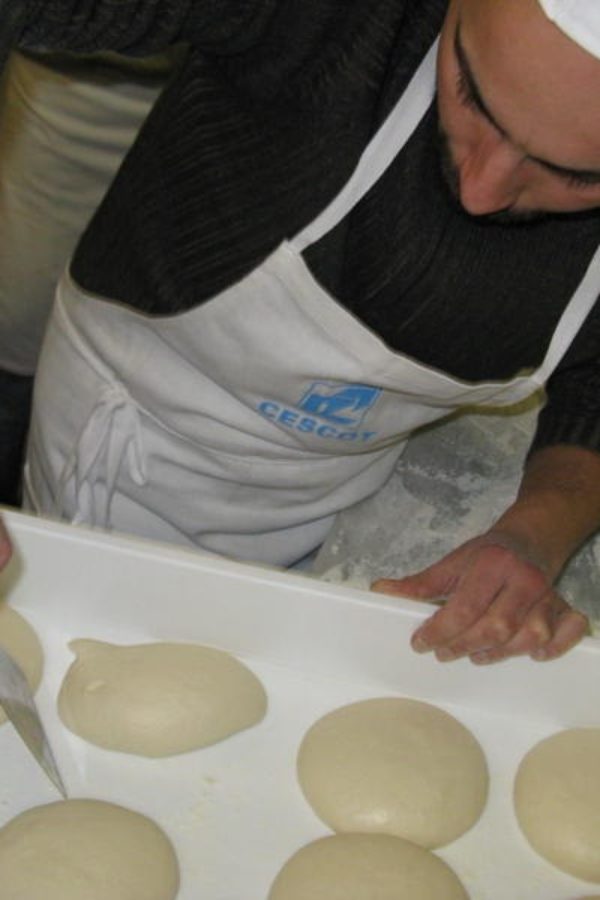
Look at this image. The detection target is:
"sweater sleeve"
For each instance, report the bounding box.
[8,0,277,60]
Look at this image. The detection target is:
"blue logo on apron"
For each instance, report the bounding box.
[298,382,381,427]
[257,382,381,443]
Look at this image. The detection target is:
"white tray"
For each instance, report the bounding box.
[0,508,599,900]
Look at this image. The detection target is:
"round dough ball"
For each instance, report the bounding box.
[0,798,179,899]
[58,639,267,757]
[267,833,470,900]
[0,602,43,725]
[297,697,488,848]
[514,728,600,882]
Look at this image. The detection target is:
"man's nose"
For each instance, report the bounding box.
[457,133,523,216]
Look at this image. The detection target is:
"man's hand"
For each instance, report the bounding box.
[0,517,12,570]
[372,531,589,664]
[372,444,600,666]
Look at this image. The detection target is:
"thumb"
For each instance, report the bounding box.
[371,566,450,602]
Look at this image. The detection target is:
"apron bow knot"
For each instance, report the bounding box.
[56,383,147,528]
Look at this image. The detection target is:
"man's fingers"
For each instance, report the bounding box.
[466,599,555,664]
[375,538,589,666]
[410,546,524,653]
[407,542,561,660]
[412,596,495,654]
[530,606,590,661]
[429,583,539,661]
[469,597,589,665]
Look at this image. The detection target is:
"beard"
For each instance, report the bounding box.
[436,124,548,225]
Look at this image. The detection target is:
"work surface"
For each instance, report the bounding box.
[315,402,600,629]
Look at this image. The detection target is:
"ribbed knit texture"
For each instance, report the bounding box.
[14,0,600,456]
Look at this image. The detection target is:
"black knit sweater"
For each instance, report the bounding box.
[9,0,600,455]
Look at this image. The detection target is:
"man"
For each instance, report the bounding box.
[1,0,600,666]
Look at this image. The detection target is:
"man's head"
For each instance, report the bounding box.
[436,0,600,220]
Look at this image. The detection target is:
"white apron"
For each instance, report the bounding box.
[24,38,600,566]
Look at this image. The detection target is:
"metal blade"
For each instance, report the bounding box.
[0,645,67,797]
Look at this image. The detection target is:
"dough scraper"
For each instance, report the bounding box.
[0,644,67,797]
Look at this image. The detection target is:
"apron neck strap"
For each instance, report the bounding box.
[291,36,439,253]
[536,241,600,383]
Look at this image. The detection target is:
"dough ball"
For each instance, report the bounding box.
[514,728,600,882]
[297,697,488,848]
[0,602,43,725]
[58,639,267,757]
[0,798,179,899]
[267,833,470,900]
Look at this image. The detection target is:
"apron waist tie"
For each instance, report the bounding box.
[55,383,148,528]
